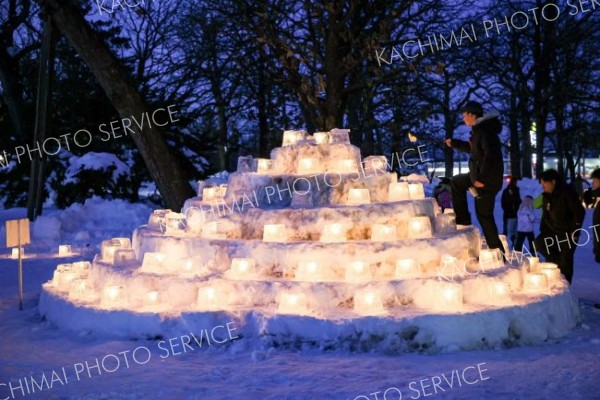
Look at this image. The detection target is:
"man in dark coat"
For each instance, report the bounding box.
[445,101,505,253]
[501,176,521,246]
[534,169,585,284]
[590,169,600,264]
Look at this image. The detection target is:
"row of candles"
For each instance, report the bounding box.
[201,182,426,204]
[9,244,74,259]
[49,254,560,316]
[262,217,433,242]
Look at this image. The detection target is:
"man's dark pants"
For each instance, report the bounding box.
[451,173,505,253]
[534,231,577,284]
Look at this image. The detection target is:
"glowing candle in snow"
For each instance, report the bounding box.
[282,130,304,146]
[388,182,410,201]
[314,132,329,144]
[395,259,421,279]
[263,224,287,242]
[407,216,432,239]
[11,248,23,259]
[487,282,510,304]
[320,223,347,242]
[354,290,385,315]
[523,273,548,293]
[202,187,221,202]
[58,245,72,256]
[437,283,463,310]
[540,267,561,287]
[296,260,322,281]
[197,287,222,310]
[298,158,319,174]
[182,259,194,273]
[371,224,397,241]
[230,258,256,279]
[145,291,160,306]
[527,257,539,272]
[57,271,78,291]
[101,285,124,308]
[345,261,372,283]
[256,159,272,173]
[337,159,358,173]
[408,183,425,199]
[141,252,167,273]
[278,292,308,314]
[347,188,371,205]
[479,249,501,267]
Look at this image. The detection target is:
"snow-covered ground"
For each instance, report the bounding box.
[1,193,600,400]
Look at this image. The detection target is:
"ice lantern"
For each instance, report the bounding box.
[256,159,273,173]
[58,245,72,256]
[487,282,511,304]
[371,224,397,241]
[314,132,329,144]
[407,216,432,239]
[282,130,306,146]
[140,252,167,274]
[297,158,320,174]
[527,257,539,272]
[101,285,125,308]
[320,223,348,243]
[435,283,463,311]
[408,183,425,199]
[395,259,421,279]
[229,258,257,280]
[388,182,410,201]
[144,291,161,307]
[197,286,227,310]
[296,261,323,282]
[278,291,309,315]
[479,248,502,268]
[263,224,287,242]
[347,188,371,205]
[165,212,186,234]
[523,273,548,293]
[336,159,359,173]
[11,248,23,259]
[345,261,372,283]
[540,266,561,287]
[354,290,385,315]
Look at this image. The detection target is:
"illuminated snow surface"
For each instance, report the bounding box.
[1,189,600,399]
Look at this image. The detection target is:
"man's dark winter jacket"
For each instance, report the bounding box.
[452,112,504,192]
[591,187,600,259]
[540,182,585,236]
[501,184,522,219]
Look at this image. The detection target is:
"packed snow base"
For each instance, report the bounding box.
[39,130,579,353]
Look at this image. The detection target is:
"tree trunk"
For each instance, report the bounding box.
[508,92,520,178]
[41,0,194,210]
[443,76,454,178]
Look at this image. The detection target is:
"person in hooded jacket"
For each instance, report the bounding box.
[534,169,585,284]
[445,101,505,253]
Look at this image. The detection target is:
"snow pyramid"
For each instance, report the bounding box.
[40,129,579,353]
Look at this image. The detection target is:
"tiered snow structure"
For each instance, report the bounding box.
[40,129,580,353]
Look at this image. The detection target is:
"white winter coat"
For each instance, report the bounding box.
[517,205,535,232]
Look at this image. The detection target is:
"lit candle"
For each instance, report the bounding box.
[487,282,511,304]
[201,221,221,238]
[197,287,222,310]
[540,267,561,287]
[320,223,348,242]
[140,252,166,273]
[527,257,539,272]
[436,283,463,310]
[230,258,256,279]
[314,132,330,144]
[182,259,194,273]
[202,187,217,201]
[354,290,385,315]
[298,158,319,174]
[388,182,410,201]
[58,245,72,256]
[101,285,124,308]
[408,183,425,199]
[282,130,304,146]
[347,188,371,205]
[407,216,433,239]
[371,224,397,241]
[296,260,322,281]
[11,248,23,259]
[145,291,160,306]
[263,224,287,242]
[523,273,548,293]
[479,249,502,268]
[345,261,372,283]
[278,292,308,315]
[336,159,358,173]
[395,259,421,279]
[256,159,273,173]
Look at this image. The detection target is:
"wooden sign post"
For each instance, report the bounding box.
[6,218,31,310]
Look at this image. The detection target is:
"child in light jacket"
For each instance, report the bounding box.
[515,195,536,255]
